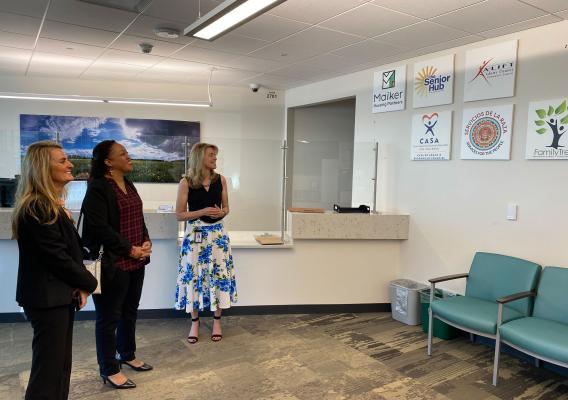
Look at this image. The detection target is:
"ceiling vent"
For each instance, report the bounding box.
[78,0,152,13]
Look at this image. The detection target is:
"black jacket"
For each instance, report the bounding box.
[81,177,149,279]
[16,209,98,308]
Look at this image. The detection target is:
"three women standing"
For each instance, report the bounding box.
[81,140,153,389]
[13,141,98,400]
[175,143,237,343]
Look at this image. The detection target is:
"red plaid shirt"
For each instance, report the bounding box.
[107,178,147,271]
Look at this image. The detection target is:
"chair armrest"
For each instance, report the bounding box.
[429,273,469,284]
[496,291,536,304]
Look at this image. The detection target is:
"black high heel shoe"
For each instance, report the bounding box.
[101,374,136,389]
[120,360,154,372]
[211,315,222,342]
[187,317,200,344]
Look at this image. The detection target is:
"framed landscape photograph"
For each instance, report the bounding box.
[20,114,200,183]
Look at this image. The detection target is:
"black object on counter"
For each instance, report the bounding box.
[333,204,370,214]
[0,178,17,207]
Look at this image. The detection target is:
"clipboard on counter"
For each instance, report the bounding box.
[254,234,284,245]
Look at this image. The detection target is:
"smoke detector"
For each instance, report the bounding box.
[153,27,180,39]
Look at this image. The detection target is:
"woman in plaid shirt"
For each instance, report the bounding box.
[81,140,153,390]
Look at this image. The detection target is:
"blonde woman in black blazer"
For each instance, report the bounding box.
[13,141,97,400]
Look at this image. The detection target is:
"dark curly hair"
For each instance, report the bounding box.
[90,140,116,179]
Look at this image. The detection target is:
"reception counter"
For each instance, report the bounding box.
[0,208,408,318]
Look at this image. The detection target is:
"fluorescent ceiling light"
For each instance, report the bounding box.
[184,0,285,41]
[0,93,211,107]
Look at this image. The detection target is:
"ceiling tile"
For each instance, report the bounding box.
[110,34,185,57]
[142,0,220,24]
[268,0,368,24]
[241,73,310,90]
[231,13,310,42]
[172,46,237,65]
[36,38,104,59]
[249,26,362,63]
[372,0,484,19]
[412,34,482,55]
[147,58,213,75]
[479,14,562,38]
[81,60,146,79]
[520,0,568,13]
[320,4,421,38]
[431,0,548,34]
[0,0,49,18]
[331,39,402,62]
[0,45,31,74]
[299,53,367,72]
[191,33,270,55]
[97,48,164,67]
[218,55,285,73]
[47,0,137,33]
[375,21,470,50]
[270,63,337,80]
[28,52,91,77]
[210,68,259,85]
[0,31,35,50]
[0,12,42,36]
[42,20,119,47]
[126,15,194,45]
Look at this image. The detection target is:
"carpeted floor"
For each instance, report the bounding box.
[1,312,567,399]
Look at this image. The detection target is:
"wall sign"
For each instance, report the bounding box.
[372,65,406,113]
[460,105,513,160]
[411,111,452,160]
[413,54,454,108]
[526,98,568,159]
[464,40,517,102]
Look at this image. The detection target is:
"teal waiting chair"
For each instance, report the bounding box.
[427,252,541,368]
[493,266,568,386]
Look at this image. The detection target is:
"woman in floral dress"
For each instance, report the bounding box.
[174,143,237,343]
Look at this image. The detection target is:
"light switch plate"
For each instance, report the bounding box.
[507,203,517,220]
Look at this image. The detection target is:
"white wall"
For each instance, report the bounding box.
[290,99,355,209]
[0,77,285,231]
[286,21,568,293]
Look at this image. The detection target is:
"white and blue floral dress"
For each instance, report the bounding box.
[175,216,237,312]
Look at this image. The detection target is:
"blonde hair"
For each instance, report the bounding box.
[12,141,66,239]
[185,142,219,188]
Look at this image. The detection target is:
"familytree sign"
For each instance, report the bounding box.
[526,98,568,159]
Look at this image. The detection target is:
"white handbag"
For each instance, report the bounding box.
[83,246,103,294]
[77,211,103,294]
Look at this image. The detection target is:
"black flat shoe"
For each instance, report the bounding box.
[121,360,153,372]
[101,375,136,389]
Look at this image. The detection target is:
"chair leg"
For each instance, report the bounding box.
[427,307,433,356]
[535,358,541,368]
[492,333,501,386]
[469,333,475,342]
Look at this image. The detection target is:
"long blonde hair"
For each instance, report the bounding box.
[12,141,66,239]
[185,142,219,188]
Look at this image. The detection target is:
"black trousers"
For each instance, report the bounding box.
[23,304,75,400]
[92,267,145,376]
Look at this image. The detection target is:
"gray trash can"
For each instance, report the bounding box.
[389,279,428,325]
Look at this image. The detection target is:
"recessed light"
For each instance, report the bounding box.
[297,139,310,144]
[153,27,180,39]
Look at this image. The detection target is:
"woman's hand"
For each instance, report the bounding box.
[130,246,151,260]
[201,207,224,219]
[73,289,89,310]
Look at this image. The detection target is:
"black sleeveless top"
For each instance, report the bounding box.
[187,175,223,223]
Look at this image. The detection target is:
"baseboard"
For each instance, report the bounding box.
[0,303,391,323]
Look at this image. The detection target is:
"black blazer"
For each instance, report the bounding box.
[81,177,149,279]
[16,209,98,309]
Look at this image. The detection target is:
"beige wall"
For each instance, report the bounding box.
[286,21,568,293]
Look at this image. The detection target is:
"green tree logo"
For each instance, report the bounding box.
[535,100,568,149]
